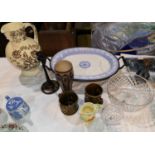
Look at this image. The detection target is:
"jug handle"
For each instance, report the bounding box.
[24,23,39,44]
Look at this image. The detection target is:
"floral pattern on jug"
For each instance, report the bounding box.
[1,22,41,76]
[10,28,26,42]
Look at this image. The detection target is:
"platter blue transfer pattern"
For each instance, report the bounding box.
[79,61,91,69]
[51,47,119,81]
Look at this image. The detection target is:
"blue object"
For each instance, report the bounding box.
[5,96,30,121]
[115,44,137,55]
[129,36,150,48]
[116,36,152,56]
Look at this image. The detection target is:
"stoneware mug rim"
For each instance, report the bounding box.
[85,83,103,96]
[59,91,78,105]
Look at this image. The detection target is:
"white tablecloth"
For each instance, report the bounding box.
[1,58,155,132]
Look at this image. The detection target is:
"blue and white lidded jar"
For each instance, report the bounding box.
[5,96,30,121]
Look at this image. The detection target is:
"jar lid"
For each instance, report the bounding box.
[5,96,23,111]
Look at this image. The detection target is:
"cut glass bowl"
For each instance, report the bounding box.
[107,71,154,112]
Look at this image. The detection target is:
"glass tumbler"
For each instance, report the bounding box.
[101,104,123,126]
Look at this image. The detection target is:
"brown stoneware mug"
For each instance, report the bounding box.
[54,60,74,92]
[59,91,79,115]
[85,83,103,104]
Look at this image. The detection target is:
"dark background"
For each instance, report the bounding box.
[0,22,91,57]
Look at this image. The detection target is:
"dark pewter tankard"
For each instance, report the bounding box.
[59,91,79,115]
[54,60,74,93]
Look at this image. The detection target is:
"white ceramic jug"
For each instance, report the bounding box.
[1,22,41,76]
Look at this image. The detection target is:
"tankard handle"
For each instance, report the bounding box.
[24,23,39,44]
